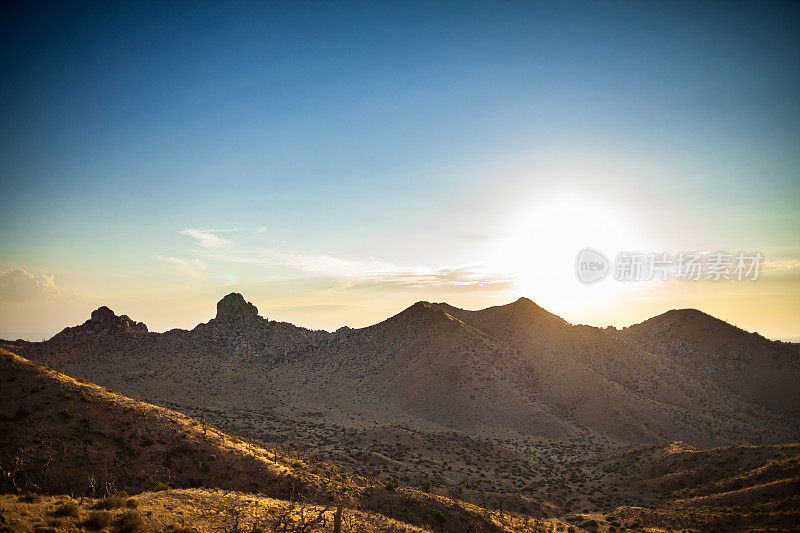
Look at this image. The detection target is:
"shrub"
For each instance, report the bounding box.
[85,511,112,530]
[154,482,170,491]
[384,477,400,491]
[419,479,433,492]
[126,498,138,508]
[18,493,41,503]
[96,492,128,510]
[53,501,80,518]
[116,511,146,533]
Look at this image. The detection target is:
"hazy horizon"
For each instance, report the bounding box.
[1,1,798,341]
[3,291,799,345]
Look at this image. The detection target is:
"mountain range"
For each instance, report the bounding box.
[5,293,798,446]
[2,293,799,531]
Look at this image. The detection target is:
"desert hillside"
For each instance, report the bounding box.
[2,346,799,532]
[0,348,561,533]
[620,308,800,417]
[6,295,798,450]
[0,348,332,498]
[3,294,800,528]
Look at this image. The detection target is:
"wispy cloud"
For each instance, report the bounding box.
[208,252,509,287]
[171,226,508,287]
[154,255,209,278]
[179,229,236,249]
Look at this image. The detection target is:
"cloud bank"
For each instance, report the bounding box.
[0,270,73,300]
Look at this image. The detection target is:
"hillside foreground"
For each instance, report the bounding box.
[1,348,799,532]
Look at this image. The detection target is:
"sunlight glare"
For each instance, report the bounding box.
[486,197,646,317]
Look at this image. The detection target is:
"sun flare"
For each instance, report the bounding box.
[486,198,645,317]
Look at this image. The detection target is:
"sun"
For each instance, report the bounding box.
[485,197,646,316]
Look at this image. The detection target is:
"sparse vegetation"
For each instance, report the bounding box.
[84,510,112,530]
[96,492,128,510]
[53,501,80,518]
[116,511,146,533]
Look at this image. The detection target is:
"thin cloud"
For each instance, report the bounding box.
[179,229,236,249]
[763,259,800,272]
[154,255,209,278]
[208,252,510,287]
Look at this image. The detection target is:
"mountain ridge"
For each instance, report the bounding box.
[4,292,798,448]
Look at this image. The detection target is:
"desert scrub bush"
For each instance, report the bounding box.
[116,511,146,533]
[85,511,113,530]
[384,477,400,491]
[53,501,80,517]
[126,498,139,508]
[154,481,170,491]
[96,491,128,509]
[18,493,41,503]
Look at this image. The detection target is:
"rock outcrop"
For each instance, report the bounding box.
[51,305,148,341]
[216,293,260,321]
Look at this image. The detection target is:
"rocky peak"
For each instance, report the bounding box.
[90,306,116,323]
[216,293,260,321]
[86,306,147,333]
[50,306,147,342]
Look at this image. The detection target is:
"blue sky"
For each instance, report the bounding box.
[1,1,798,339]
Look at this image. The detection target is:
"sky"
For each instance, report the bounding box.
[1,1,799,340]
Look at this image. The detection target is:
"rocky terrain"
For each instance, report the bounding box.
[2,293,799,531]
